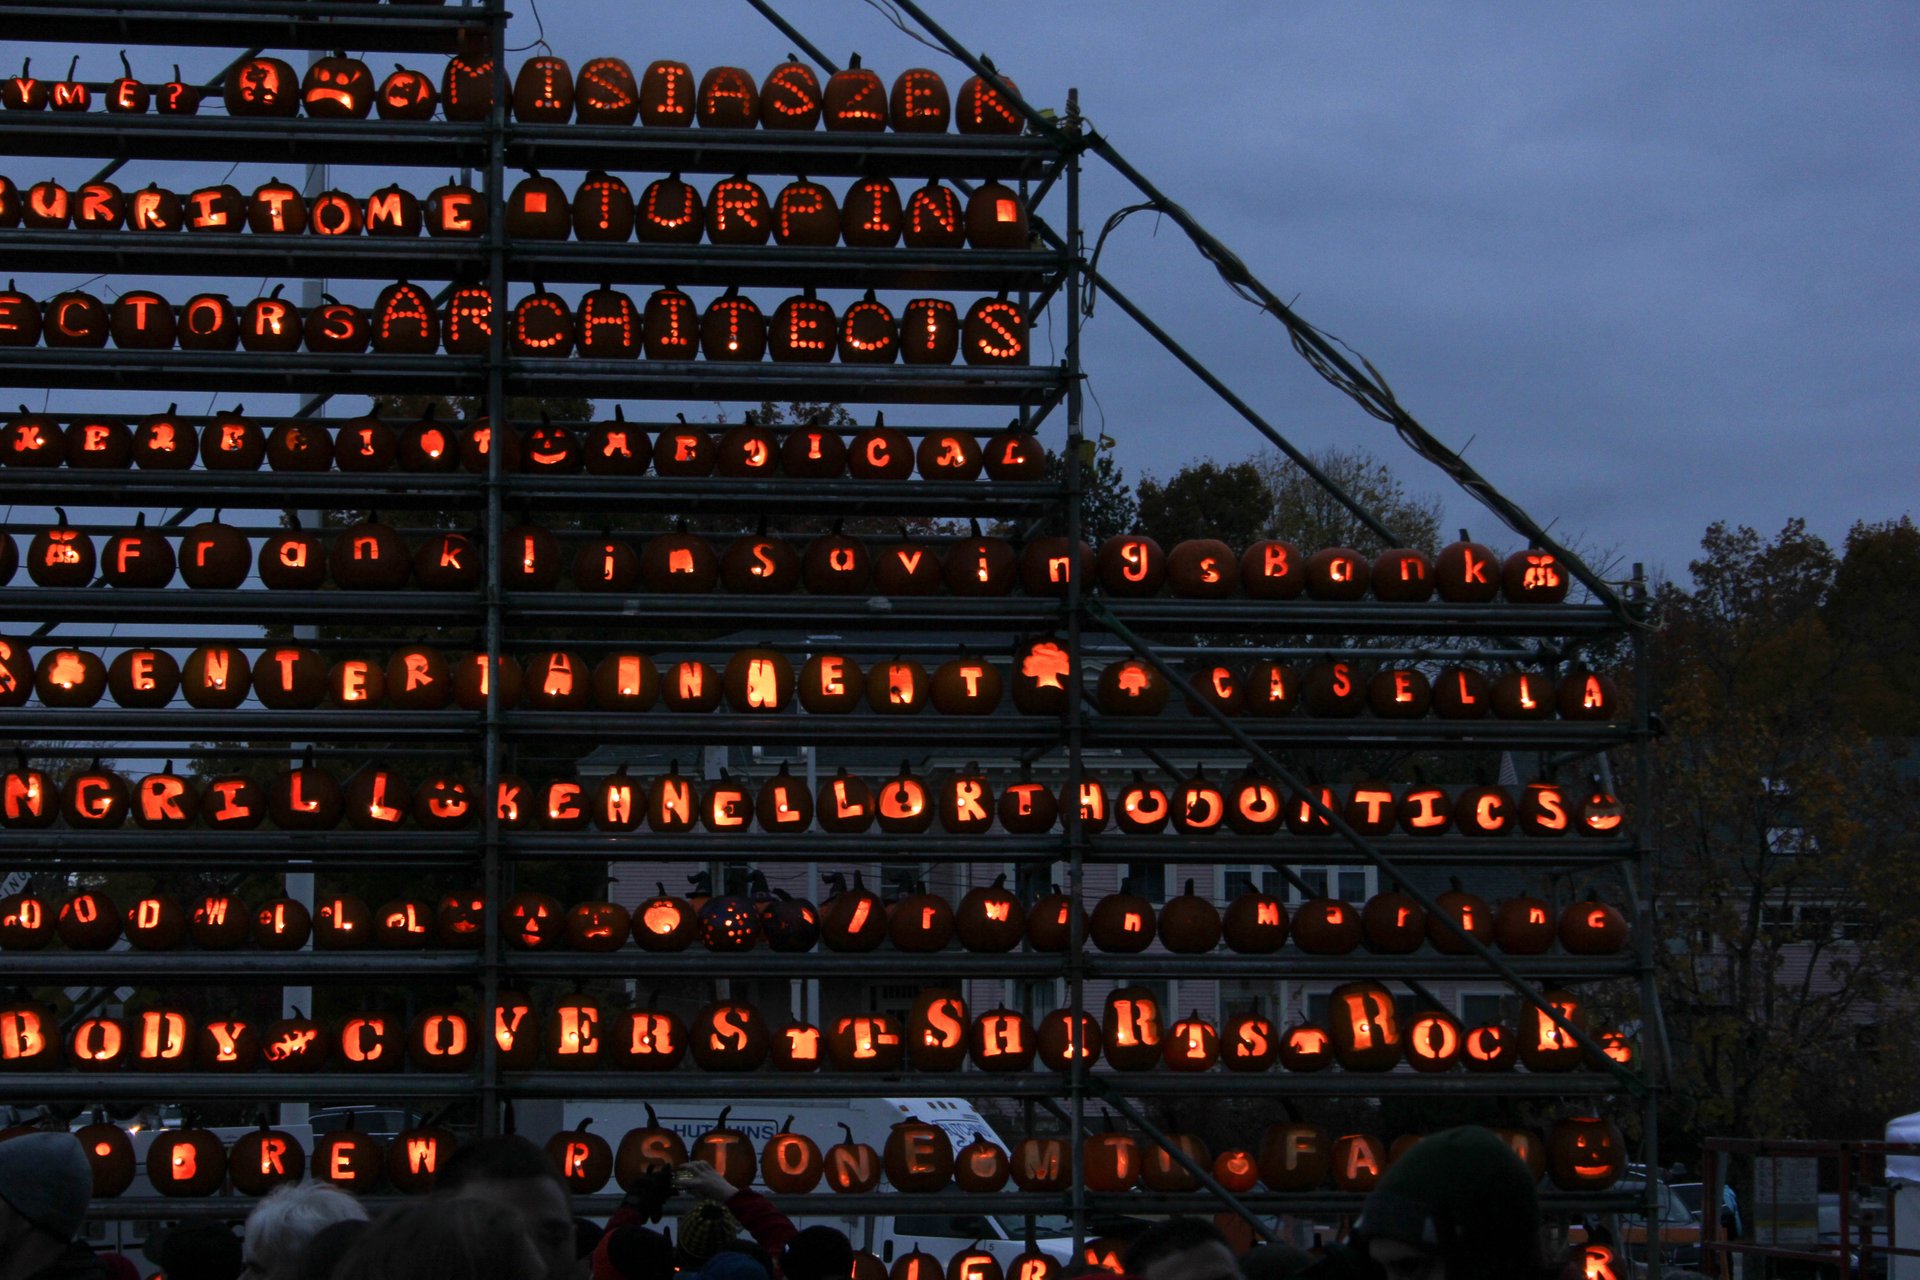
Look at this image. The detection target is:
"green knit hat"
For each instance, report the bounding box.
[1357,1126,1542,1280]
[676,1200,741,1265]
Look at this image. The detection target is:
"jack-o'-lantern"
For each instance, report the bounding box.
[1559,669,1620,721]
[1302,660,1364,717]
[757,1118,823,1194]
[1158,879,1223,952]
[573,283,639,359]
[1305,546,1369,600]
[773,176,839,245]
[378,64,437,120]
[920,656,999,718]
[1217,1011,1278,1072]
[1161,1012,1219,1072]
[610,998,686,1072]
[313,893,373,949]
[3,408,61,464]
[907,989,969,1071]
[1008,1135,1068,1193]
[312,1119,383,1193]
[815,765,873,832]
[1035,1010,1101,1072]
[841,176,902,248]
[375,897,432,950]
[875,760,933,834]
[614,1105,687,1188]
[36,648,105,707]
[261,1009,327,1073]
[864,656,929,715]
[513,288,575,356]
[1362,890,1426,955]
[660,659,720,712]
[489,992,539,1071]
[814,1124,880,1194]
[995,769,1055,834]
[441,54,494,121]
[22,179,71,230]
[1519,989,1587,1072]
[1022,885,1078,953]
[935,763,992,833]
[627,883,692,952]
[823,53,887,131]
[1492,893,1556,954]
[695,286,765,362]
[1258,1123,1330,1191]
[252,898,309,949]
[1172,769,1227,834]
[1114,773,1170,835]
[698,889,762,953]
[828,1014,904,1073]
[500,522,561,589]
[1492,670,1555,721]
[244,177,306,234]
[132,765,197,829]
[761,890,819,954]
[513,55,573,122]
[336,1013,401,1073]
[423,179,484,239]
[641,285,698,358]
[266,418,330,472]
[0,882,52,948]
[1139,1127,1210,1193]
[704,173,771,245]
[1097,535,1165,597]
[800,654,864,715]
[0,1000,57,1069]
[1460,1024,1517,1073]
[693,1109,758,1190]
[883,1116,953,1192]
[838,290,899,363]
[1101,987,1163,1072]
[45,289,109,348]
[1329,1133,1388,1192]
[952,1137,1009,1194]
[581,406,647,473]
[1213,1149,1259,1193]
[1404,1012,1464,1073]
[108,291,173,350]
[148,1129,227,1197]
[74,180,125,230]
[957,61,1022,134]
[1433,538,1500,602]
[1393,786,1450,836]
[585,764,640,832]
[1547,1116,1625,1189]
[1576,784,1627,836]
[889,884,954,953]
[759,1018,819,1072]
[102,52,148,116]
[154,65,200,116]
[759,54,821,129]
[687,63,757,127]
[305,294,370,353]
[388,1125,455,1193]
[887,66,950,131]
[62,765,128,831]
[225,55,298,116]
[1327,981,1401,1071]
[765,287,834,362]
[1454,784,1513,837]
[636,172,702,243]
[963,293,1028,365]
[1219,887,1287,953]
[547,993,607,1069]
[1369,667,1433,718]
[945,521,1018,597]
[898,297,960,365]
[501,889,563,952]
[716,416,779,477]
[966,181,1028,250]
[721,648,791,713]
[1504,548,1569,602]
[1560,895,1628,954]
[1429,879,1493,954]
[637,58,693,127]
[363,183,421,236]
[413,532,478,591]
[301,52,372,118]
[61,414,131,471]
[963,1007,1031,1073]
[1221,771,1280,835]
[546,1121,611,1194]
[820,871,887,951]
[575,56,637,123]
[409,775,471,829]
[124,896,187,951]
[0,283,41,346]
[1372,548,1436,601]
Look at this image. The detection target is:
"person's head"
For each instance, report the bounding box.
[698,1249,770,1280]
[1237,1244,1313,1280]
[1125,1218,1240,1280]
[0,1131,92,1256]
[594,1225,674,1280]
[290,1220,370,1280]
[244,1181,371,1279]
[673,1201,740,1270]
[782,1226,854,1280]
[153,1221,246,1280]
[1357,1126,1542,1280]
[439,1135,582,1280]
[331,1199,542,1280]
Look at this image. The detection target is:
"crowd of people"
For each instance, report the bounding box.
[3,1124,1616,1280]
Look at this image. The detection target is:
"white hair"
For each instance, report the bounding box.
[243,1181,369,1277]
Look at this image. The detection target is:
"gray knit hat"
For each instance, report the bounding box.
[0,1132,93,1242]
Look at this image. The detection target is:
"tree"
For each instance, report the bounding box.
[1009,438,1138,543]
[1255,444,1443,555]
[1136,459,1273,549]
[1650,518,1920,1153]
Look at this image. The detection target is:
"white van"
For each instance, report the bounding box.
[553,1096,1076,1267]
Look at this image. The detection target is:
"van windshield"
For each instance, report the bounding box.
[993,1216,1076,1238]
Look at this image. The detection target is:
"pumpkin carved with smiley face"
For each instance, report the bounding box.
[1546,1116,1626,1189]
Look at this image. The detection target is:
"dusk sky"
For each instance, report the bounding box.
[12,3,1915,584]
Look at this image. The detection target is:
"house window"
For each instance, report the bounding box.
[1125,862,1167,903]
[1219,979,1276,1018]
[1012,978,1059,1018]
[1459,992,1507,1027]
[1767,827,1813,856]
[1220,865,1283,901]
[1289,866,1373,904]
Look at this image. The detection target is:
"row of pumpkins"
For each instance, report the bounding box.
[0,279,1032,365]
[2,52,1029,136]
[0,169,1033,250]
[0,754,1629,840]
[0,873,1631,957]
[3,640,1616,730]
[26,1109,1626,1204]
[0,982,1630,1079]
[1,408,1053,478]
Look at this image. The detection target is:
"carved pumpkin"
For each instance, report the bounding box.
[827,1125,882,1194]
[576,57,638,123]
[824,54,887,131]
[513,55,573,123]
[760,55,821,129]
[149,1129,227,1196]
[1560,896,1629,954]
[760,1118,824,1194]
[546,1120,611,1194]
[225,56,299,116]
[966,181,1029,249]
[615,1104,686,1188]
[957,62,1022,134]
[706,174,771,245]
[638,59,694,127]
[1259,1123,1330,1191]
[1327,981,1402,1070]
[841,176,903,247]
[693,1109,757,1190]
[963,294,1028,364]
[637,172,703,242]
[1547,1116,1625,1189]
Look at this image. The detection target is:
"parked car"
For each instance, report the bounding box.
[1569,1180,1704,1270]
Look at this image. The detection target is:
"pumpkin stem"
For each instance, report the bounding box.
[577,1117,593,1133]
[714,1106,731,1128]
[837,1123,855,1144]
[1184,878,1196,897]
[53,507,68,526]
[644,1103,658,1126]
[780,1115,794,1133]
[118,51,133,79]
[65,56,78,81]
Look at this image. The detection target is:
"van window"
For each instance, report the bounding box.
[894,1215,999,1240]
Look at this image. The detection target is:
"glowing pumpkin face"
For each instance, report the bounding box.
[1547,1116,1627,1189]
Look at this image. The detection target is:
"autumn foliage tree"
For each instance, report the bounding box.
[1652,517,1920,1152]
